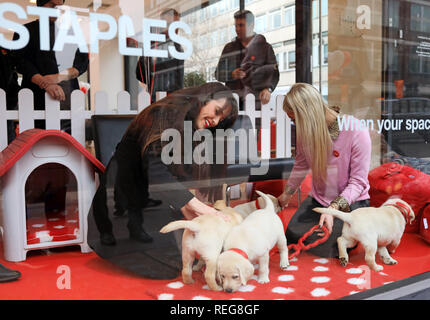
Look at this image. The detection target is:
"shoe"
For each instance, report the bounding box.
[100,232,116,246]
[146,198,162,208]
[0,264,21,283]
[130,229,153,243]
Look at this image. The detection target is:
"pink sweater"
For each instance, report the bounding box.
[287,115,371,207]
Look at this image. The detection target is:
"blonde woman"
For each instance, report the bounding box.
[277,83,371,258]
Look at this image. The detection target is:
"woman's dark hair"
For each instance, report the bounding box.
[126,81,238,157]
[124,82,238,201]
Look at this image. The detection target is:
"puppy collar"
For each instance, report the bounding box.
[384,202,412,224]
[228,248,249,260]
[255,200,261,210]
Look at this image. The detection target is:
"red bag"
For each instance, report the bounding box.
[369,162,430,233]
[420,204,430,244]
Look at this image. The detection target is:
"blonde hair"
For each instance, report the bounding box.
[283,83,334,184]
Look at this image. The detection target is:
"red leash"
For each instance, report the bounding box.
[287,225,330,259]
[254,199,330,259]
[255,200,330,259]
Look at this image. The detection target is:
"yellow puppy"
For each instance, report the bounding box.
[217,191,289,293]
[160,200,243,291]
[313,198,415,271]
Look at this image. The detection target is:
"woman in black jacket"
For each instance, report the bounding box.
[87,82,238,279]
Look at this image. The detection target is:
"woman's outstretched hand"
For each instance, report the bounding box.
[182,197,230,221]
[317,203,338,236]
[277,191,292,210]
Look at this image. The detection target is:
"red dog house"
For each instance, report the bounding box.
[0,129,104,262]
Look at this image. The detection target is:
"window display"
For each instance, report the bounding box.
[0,0,429,303]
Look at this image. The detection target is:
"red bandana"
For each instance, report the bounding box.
[384,202,412,224]
[228,248,249,260]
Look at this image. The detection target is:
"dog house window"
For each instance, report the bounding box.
[25,163,79,245]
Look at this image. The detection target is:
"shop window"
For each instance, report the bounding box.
[410,3,430,32]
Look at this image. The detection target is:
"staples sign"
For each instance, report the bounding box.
[0,2,193,59]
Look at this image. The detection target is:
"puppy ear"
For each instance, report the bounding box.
[216,265,222,286]
[238,262,254,286]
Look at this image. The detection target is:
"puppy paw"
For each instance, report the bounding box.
[372,264,384,271]
[383,258,397,265]
[257,276,270,284]
[182,276,194,285]
[280,263,290,270]
[339,257,348,267]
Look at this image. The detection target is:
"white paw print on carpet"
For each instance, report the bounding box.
[313,258,329,264]
[347,278,366,286]
[272,287,294,294]
[158,293,174,300]
[346,268,364,274]
[167,281,184,289]
[238,284,256,292]
[310,276,331,283]
[192,296,211,300]
[278,274,294,282]
[313,266,329,272]
[310,288,330,297]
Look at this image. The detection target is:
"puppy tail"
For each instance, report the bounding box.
[160,220,200,234]
[312,207,353,225]
[255,190,275,214]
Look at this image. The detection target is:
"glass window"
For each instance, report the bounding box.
[284,5,295,26]
[288,51,296,69]
[3,0,430,302]
[219,0,227,14]
[270,9,282,29]
[255,14,267,33]
[313,0,328,18]
[230,0,239,10]
[210,2,218,18]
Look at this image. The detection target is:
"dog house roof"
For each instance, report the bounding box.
[0,129,105,178]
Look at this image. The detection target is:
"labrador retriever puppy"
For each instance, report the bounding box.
[233,194,282,219]
[217,191,289,293]
[159,200,243,291]
[313,198,414,271]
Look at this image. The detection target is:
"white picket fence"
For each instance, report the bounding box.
[0,88,292,159]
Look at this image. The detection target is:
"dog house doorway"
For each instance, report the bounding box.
[25,162,80,245]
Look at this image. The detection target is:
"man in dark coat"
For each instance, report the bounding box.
[0,46,20,143]
[215,10,279,111]
[135,8,184,103]
[0,47,22,282]
[12,0,89,121]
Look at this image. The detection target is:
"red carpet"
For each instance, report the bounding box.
[1,220,429,300]
[1,173,429,299]
[143,233,430,300]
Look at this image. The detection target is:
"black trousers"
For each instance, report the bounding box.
[286,196,370,258]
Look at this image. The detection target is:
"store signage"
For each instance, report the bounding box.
[0,2,193,59]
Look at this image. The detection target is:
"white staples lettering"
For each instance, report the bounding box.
[0,2,193,59]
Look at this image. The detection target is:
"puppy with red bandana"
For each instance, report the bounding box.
[313,198,414,271]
